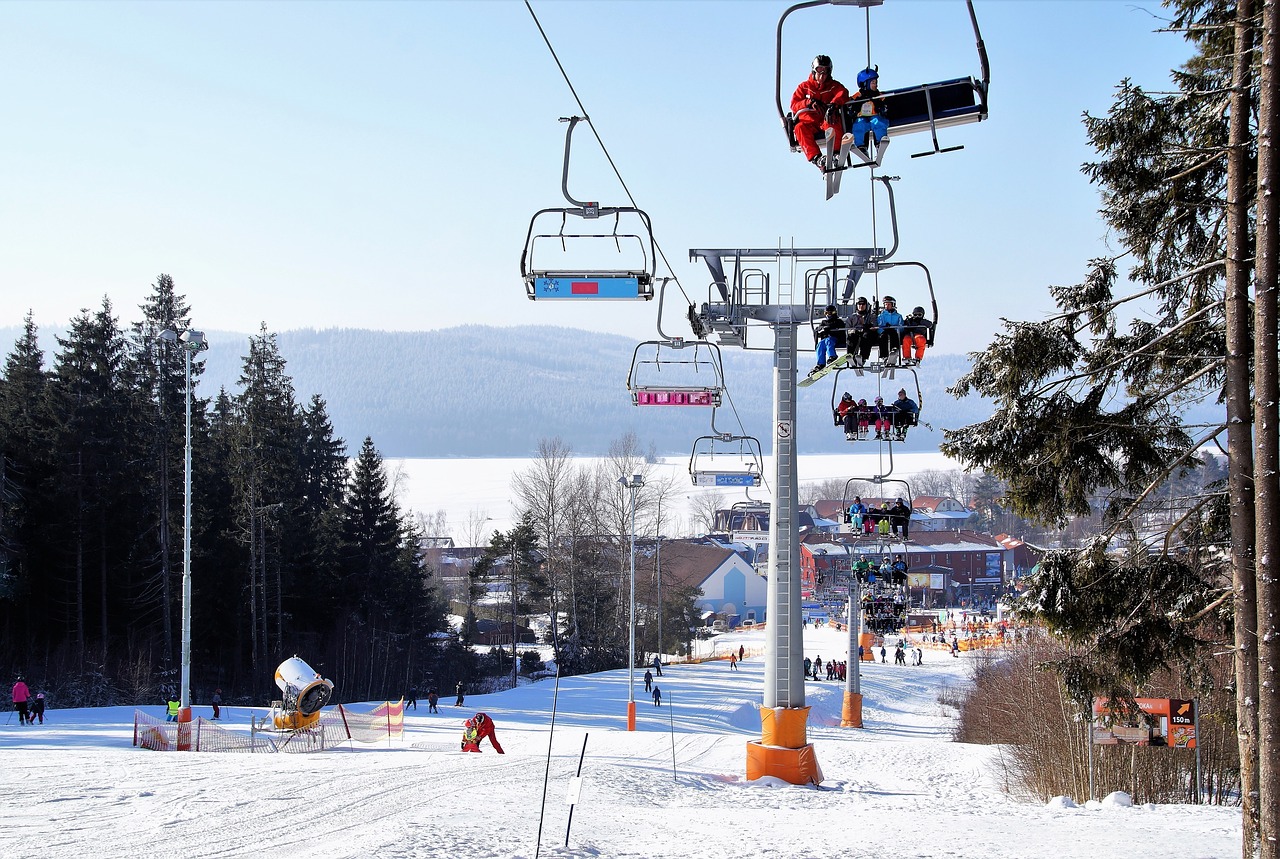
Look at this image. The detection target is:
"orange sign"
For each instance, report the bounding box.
[1091,697,1197,749]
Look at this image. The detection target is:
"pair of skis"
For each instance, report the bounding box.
[822,133,891,200]
[799,352,905,388]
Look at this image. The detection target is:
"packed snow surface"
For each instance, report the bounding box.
[0,627,1239,859]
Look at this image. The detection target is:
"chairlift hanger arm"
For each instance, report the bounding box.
[774,1,884,125]
[967,0,990,107]
[556,116,651,222]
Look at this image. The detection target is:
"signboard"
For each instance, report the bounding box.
[906,572,932,588]
[693,473,758,487]
[1091,697,1197,749]
[533,276,643,299]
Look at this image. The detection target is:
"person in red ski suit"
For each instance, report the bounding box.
[460,712,505,754]
[791,54,849,169]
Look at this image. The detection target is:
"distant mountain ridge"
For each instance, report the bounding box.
[0,323,1224,459]
[196,326,985,458]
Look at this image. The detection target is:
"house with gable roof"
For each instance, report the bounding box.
[657,538,767,627]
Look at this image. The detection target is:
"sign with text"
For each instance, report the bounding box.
[1091,697,1197,749]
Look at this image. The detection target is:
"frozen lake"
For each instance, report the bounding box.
[387,451,957,543]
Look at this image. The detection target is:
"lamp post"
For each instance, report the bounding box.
[510,536,519,690]
[620,473,644,730]
[159,327,208,738]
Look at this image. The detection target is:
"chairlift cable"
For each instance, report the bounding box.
[525,0,758,462]
[524,1,693,307]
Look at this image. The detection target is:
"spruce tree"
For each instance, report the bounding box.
[942,3,1276,851]
[0,313,58,655]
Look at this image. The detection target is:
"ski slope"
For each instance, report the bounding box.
[0,627,1239,859]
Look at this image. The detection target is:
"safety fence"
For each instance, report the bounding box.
[133,699,405,753]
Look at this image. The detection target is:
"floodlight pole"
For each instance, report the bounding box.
[159,328,208,744]
[620,474,644,730]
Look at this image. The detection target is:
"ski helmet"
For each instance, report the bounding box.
[842,392,853,401]
[813,55,833,74]
[882,295,896,304]
[912,305,925,316]
[875,396,883,403]
[857,66,879,88]
[824,304,837,314]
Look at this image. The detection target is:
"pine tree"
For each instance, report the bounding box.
[942,3,1276,852]
[230,325,303,677]
[0,313,58,655]
[50,299,144,666]
[126,274,197,665]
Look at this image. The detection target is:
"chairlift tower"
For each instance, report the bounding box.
[689,245,880,785]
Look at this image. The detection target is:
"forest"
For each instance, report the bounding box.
[0,277,461,708]
[0,281,708,712]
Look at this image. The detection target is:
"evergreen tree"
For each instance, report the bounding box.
[230,325,303,677]
[50,299,143,666]
[126,274,197,667]
[941,3,1277,852]
[0,313,58,655]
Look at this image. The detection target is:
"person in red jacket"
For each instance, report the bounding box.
[791,55,849,170]
[460,712,504,754]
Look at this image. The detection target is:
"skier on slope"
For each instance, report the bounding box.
[460,712,505,754]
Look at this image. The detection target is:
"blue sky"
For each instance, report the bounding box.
[0,0,1192,354]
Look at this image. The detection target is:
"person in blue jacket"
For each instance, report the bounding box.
[876,295,905,363]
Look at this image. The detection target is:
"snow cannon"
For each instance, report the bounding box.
[272,656,334,731]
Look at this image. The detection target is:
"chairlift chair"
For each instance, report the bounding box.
[689,433,765,487]
[521,116,657,300]
[774,0,990,183]
[627,339,726,407]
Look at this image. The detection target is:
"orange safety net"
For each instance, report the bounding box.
[132,700,405,754]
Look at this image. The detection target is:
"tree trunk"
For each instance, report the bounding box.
[1227,0,1261,852]
[1254,3,1280,856]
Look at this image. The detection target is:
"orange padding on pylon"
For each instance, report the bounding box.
[840,692,863,728]
[759,705,809,748]
[746,741,824,785]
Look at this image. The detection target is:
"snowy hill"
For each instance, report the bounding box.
[0,628,1238,859]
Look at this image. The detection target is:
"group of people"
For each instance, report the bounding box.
[802,655,849,682]
[814,299,934,376]
[851,552,911,587]
[10,677,45,725]
[791,55,890,171]
[847,497,913,539]
[644,654,670,705]
[836,388,919,442]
